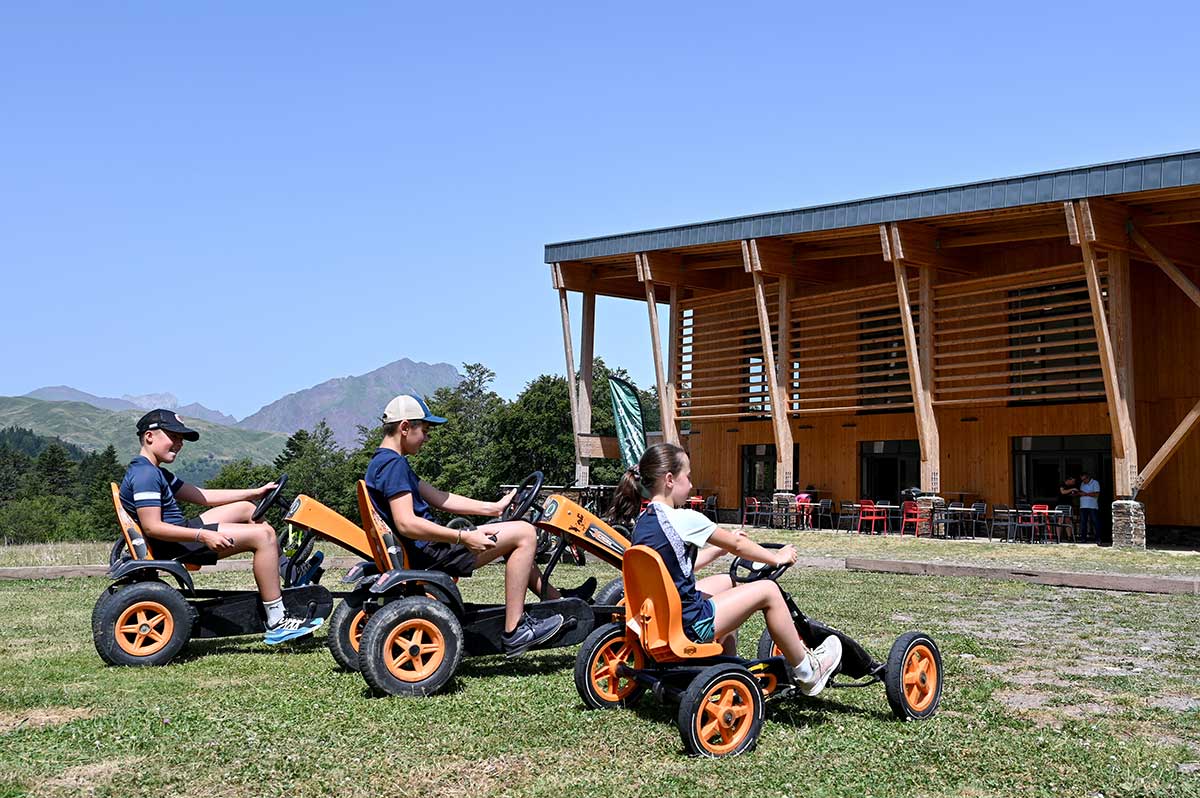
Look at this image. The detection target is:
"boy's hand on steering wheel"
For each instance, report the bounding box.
[491,488,517,517]
[461,530,497,554]
[773,544,798,567]
[251,482,278,498]
[199,529,237,551]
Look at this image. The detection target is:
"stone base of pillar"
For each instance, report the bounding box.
[1111,500,1146,550]
[916,496,936,538]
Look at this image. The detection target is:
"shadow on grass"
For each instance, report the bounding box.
[173,634,327,662]
[459,651,575,679]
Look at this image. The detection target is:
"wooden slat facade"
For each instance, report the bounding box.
[549,170,1200,533]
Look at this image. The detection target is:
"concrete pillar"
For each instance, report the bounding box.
[1111,500,1146,550]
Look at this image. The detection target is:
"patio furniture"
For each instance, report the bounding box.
[899,500,920,536]
[966,502,988,538]
[858,499,888,535]
[837,501,860,532]
[741,496,767,527]
[1053,504,1076,542]
[814,498,835,530]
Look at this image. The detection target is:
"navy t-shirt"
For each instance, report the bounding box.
[631,504,717,633]
[365,448,434,550]
[119,456,186,526]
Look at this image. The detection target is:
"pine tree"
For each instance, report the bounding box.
[27,443,76,497]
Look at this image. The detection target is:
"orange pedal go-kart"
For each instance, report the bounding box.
[574,543,942,757]
[92,475,339,666]
[283,472,630,697]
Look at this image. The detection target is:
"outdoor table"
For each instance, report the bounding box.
[872,503,900,534]
[838,502,862,532]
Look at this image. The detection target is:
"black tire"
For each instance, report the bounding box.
[359,596,463,697]
[594,577,625,607]
[755,628,782,661]
[108,538,128,567]
[676,663,765,758]
[574,622,646,709]
[327,597,371,672]
[884,631,942,721]
[92,581,193,667]
[446,517,475,532]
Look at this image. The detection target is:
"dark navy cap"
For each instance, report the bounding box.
[136,409,200,441]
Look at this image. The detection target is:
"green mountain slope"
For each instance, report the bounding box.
[0,397,287,484]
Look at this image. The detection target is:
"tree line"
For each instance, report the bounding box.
[0,360,656,544]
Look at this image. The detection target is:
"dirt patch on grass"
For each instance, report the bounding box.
[31,756,141,797]
[0,707,98,734]
[1150,695,1200,712]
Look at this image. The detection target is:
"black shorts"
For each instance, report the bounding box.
[149,517,216,560]
[411,541,477,578]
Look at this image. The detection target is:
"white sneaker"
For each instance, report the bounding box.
[794,635,843,696]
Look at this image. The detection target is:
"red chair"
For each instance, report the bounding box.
[1031,504,1053,543]
[899,500,920,536]
[741,496,764,527]
[857,499,887,535]
[794,496,813,530]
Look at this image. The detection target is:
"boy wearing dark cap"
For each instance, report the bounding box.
[365,394,593,656]
[119,409,322,644]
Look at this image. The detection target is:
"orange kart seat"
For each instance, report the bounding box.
[355,480,410,571]
[622,545,724,662]
[109,483,208,571]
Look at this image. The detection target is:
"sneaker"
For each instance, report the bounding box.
[794,634,843,697]
[264,614,324,645]
[558,576,597,602]
[501,612,564,657]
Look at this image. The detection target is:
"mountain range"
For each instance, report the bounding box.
[21,357,463,450]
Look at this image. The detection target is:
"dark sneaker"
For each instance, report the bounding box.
[501,612,564,657]
[558,576,597,602]
[794,634,843,696]
[264,614,324,645]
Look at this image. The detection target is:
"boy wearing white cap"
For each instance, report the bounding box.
[365,394,591,656]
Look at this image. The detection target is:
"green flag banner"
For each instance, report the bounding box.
[608,376,647,468]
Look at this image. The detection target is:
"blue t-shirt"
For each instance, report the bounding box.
[365,448,434,550]
[631,503,718,633]
[119,456,186,526]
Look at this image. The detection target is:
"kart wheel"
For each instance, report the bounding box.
[594,577,625,606]
[360,596,462,697]
[327,597,372,672]
[93,581,193,667]
[574,622,645,709]
[755,628,783,660]
[884,631,942,721]
[677,663,765,758]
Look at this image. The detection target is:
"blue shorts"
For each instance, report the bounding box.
[688,598,717,643]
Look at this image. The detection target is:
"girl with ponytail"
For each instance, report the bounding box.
[615,442,843,696]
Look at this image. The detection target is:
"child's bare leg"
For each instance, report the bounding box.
[472,520,540,631]
[710,581,809,667]
[199,501,257,525]
[696,574,733,597]
[205,522,281,601]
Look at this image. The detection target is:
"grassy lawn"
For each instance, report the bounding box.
[1,552,1199,797]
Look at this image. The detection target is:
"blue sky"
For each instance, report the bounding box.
[2,2,1197,419]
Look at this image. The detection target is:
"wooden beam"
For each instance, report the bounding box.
[1130,225,1200,310]
[637,254,679,446]
[1108,249,1137,494]
[1138,399,1200,490]
[557,284,584,478]
[667,284,681,443]
[744,238,793,276]
[743,240,794,491]
[577,291,596,484]
[1067,202,1132,466]
[881,221,972,276]
[578,434,621,461]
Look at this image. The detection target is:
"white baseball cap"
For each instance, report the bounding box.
[381,394,447,425]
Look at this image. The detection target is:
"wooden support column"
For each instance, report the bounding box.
[577,291,596,485]
[667,284,681,442]
[1065,202,1135,492]
[881,223,941,492]
[744,239,794,491]
[636,253,680,445]
[1107,249,1137,493]
[552,264,585,481]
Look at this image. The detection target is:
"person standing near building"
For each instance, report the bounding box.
[1078,471,1101,544]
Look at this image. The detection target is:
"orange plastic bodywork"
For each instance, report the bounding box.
[622,545,724,663]
[110,483,155,560]
[534,494,629,569]
[355,480,409,570]
[284,493,375,563]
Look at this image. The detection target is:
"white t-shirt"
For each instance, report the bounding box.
[650,502,717,547]
[1080,479,1101,509]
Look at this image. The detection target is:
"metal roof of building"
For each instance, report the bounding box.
[544,150,1200,263]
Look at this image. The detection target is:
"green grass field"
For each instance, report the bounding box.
[1,539,1199,797]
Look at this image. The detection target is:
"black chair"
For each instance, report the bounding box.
[966,502,988,538]
[814,498,835,530]
[991,504,1014,542]
[1014,503,1035,543]
[1053,504,1076,542]
[934,501,964,538]
[836,501,859,532]
[701,494,719,522]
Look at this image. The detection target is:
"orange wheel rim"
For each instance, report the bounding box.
[384,618,445,682]
[348,610,368,653]
[771,643,782,658]
[115,600,174,657]
[901,643,938,712]
[756,672,778,695]
[695,679,755,755]
[589,634,643,701]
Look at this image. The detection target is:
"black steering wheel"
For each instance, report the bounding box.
[729,542,790,584]
[499,471,544,523]
[252,473,289,523]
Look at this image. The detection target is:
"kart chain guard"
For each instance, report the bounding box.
[191,585,334,639]
[460,597,593,657]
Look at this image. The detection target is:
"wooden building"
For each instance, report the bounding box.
[546,152,1200,541]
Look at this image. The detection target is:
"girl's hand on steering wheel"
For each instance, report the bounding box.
[772,544,798,567]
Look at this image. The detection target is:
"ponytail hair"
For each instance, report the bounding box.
[609,442,688,522]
